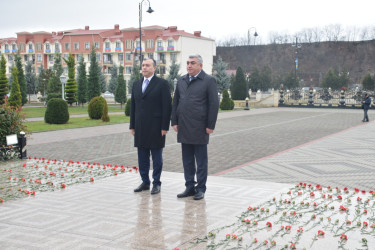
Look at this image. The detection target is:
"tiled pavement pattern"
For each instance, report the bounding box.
[1,107,375,249]
[0,171,290,249]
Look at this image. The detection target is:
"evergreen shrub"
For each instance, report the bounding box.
[88,96,106,119]
[101,98,110,122]
[0,99,27,146]
[44,98,69,124]
[46,93,62,103]
[220,89,235,110]
[125,98,131,116]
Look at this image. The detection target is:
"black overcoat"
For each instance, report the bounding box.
[130,75,172,149]
[171,70,219,144]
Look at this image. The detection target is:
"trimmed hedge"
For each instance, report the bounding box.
[101,98,110,122]
[44,98,69,124]
[88,96,106,119]
[220,89,235,110]
[125,98,131,116]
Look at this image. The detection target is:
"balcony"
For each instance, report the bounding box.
[103,60,113,65]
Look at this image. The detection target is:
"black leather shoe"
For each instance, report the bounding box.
[194,191,205,200]
[177,188,195,198]
[134,183,150,192]
[151,185,161,194]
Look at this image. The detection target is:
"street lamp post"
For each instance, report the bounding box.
[248,27,258,46]
[138,0,154,63]
[292,37,302,84]
[59,73,67,100]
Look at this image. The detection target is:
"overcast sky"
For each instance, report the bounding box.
[1,0,374,43]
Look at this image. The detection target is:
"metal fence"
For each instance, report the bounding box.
[278,89,374,108]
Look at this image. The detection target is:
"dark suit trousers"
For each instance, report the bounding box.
[181,143,208,193]
[137,147,163,186]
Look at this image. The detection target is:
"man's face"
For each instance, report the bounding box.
[142,59,156,78]
[187,57,202,77]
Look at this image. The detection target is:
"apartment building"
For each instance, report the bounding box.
[0,24,216,82]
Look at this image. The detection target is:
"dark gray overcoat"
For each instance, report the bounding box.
[130,76,172,149]
[171,70,219,144]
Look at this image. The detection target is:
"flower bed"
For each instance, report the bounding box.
[188,183,375,249]
[0,157,138,203]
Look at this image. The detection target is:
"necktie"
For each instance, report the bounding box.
[189,76,195,82]
[142,79,149,93]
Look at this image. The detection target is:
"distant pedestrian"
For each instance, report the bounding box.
[362,93,371,122]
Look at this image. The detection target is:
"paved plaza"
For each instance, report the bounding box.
[1,107,375,249]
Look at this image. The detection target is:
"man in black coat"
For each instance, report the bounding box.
[171,54,219,200]
[130,58,172,194]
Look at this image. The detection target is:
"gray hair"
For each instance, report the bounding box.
[189,54,203,64]
[143,58,156,67]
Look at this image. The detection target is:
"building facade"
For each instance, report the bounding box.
[0,24,216,84]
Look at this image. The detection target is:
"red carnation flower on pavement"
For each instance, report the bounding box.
[318,230,325,236]
[61,184,66,189]
[340,234,348,240]
[90,177,94,182]
[266,222,272,227]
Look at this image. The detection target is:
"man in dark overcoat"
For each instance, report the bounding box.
[130,58,172,194]
[171,54,219,200]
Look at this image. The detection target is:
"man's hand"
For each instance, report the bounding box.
[130,129,135,136]
[161,130,168,136]
[173,125,178,132]
[206,128,214,134]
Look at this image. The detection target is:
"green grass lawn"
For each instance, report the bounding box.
[25,115,129,133]
[22,105,125,118]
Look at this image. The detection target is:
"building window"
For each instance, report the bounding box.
[84,42,90,49]
[126,40,133,49]
[45,43,50,50]
[105,42,110,49]
[168,40,174,47]
[125,53,132,61]
[74,42,79,50]
[36,43,42,51]
[148,53,154,59]
[96,53,101,61]
[118,53,123,62]
[77,54,82,62]
[18,43,25,51]
[159,53,165,64]
[49,54,54,62]
[88,54,91,61]
[159,66,166,74]
[125,66,132,74]
[8,54,13,62]
[12,44,17,51]
[55,43,60,52]
[104,54,112,63]
[65,43,70,50]
[24,55,28,62]
[94,42,99,49]
[4,44,9,50]
[64,54,69,60]
[157,40,163,47]
[37,54,42,62]
[136,41,140,49]
[28,43,33,51]
[116,41,121,49]
[146,39,153,48]
[170,52,176,62]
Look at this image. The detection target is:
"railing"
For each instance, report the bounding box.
[279,89,373,108]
